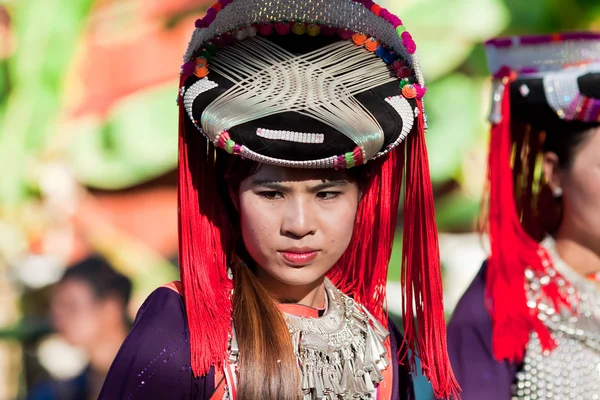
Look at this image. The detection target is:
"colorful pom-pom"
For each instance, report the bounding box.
[182,61,196,76]
[381,49,396,64]
[274,21,292,35]
[371,4,382,15]
[380,8,391,20]
[415,84,427,99]
[213,36,227,49]
[205,43,217,55]
[225,139,235,154]
[199,50,212,61]
[321,25,338,37]
[338,28,353,41]
[195,65,209,78]
[222,32,235,45]
[247,25,258,37]
[402,84,417,99]
[220,0,232,6]
[306,23,321,36]
[195,56,208,66]
[397,66,412,79]
[405,40,417,54]
[393,59,408,71]
[292,22,307,35]
[395,26,407,36]
[235,26,248,40]
[352,32,368,46]
[210,2,223,12]
[364,37,380,52]
[258,22,273,36]
[195,18,207,28]
[344,153,355,168]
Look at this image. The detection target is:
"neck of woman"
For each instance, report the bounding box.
[255,271,327,309]
[554,231,600,278]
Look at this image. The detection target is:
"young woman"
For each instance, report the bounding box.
[99,1,459,399]
[448,33,600,399]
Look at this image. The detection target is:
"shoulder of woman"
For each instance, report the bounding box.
[99,282,215,400]
[448,261,490,327]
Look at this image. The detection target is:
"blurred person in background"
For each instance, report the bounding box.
[28,255,132,400]
[448,33,600,399]
[97,0,460,399]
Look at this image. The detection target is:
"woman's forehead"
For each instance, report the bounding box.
[249,164,352,184]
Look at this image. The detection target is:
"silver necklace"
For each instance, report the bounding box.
[284,278,390,400]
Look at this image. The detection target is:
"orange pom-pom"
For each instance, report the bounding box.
[352,32,368,46]
[195,65,209,78]
[402,84,417,99]
[195,57,208,66]
[364,37,380,52]
[210,2,223,12]
[371,4,382,16]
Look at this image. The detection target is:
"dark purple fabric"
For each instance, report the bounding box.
[446,263,518,400]
[99,287,413,399]
[98,287,214,400]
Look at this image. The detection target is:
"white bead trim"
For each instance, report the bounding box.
[256,128,325,144]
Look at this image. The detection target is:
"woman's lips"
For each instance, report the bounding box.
[279,250,319,265]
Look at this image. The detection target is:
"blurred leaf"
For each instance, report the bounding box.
[424,73,488,184]
[384,0,509,80]
[0,0,94,208]
[435,192,481,231]
[69,84,179,190]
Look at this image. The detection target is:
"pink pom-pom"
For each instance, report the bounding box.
[493,65,514,79]
[258,22,273,35]
[401,31,412,40]
[379,8,391,20]
[204,13,216,25]
[212,36,226,49]
[363,0,375,7]
[181,61,196,76]
[195,18,207,28]
[274,21,292,35]
[206,7,217,17]
[415,85,427,99]
[321,25,338,36]
[338,28,353,40]
[397,66,412,78]
[221,32,235,45]
[390,16,403,27]
[405,40,417,54]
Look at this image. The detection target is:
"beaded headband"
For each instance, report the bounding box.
[177,0,426,169]
[486,33,600,123]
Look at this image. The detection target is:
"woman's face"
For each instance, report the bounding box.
[238,164,360,289]
[546,127,600,252]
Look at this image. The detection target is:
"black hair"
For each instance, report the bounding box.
[543,122,598,169]
[60,255,132,308]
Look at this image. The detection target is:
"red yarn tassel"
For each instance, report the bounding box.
[485,82,560,362]
[328,148,403,324]
[401,100,460,399]
[178,92,233,377]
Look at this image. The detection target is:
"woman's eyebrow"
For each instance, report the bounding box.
[308,180,349,193]
[250,180,291,193]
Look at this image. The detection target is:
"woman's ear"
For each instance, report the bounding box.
[543,152,563,197]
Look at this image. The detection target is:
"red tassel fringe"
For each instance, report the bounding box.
[328,141,403,324]
[485,82,567,363]
[178,98,233,377]
[400,100,460,399]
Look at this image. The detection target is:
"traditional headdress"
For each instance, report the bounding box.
[177,1,458,397]
[484,33,600,362]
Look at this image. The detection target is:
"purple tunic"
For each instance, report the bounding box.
[446,263,518,400]
[99,287,414,399]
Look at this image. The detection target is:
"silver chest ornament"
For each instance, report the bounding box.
[228,278,390,400]
[513,237,600,400]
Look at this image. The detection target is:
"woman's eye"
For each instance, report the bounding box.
[316,191,341,200]
[259,191,284,200]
